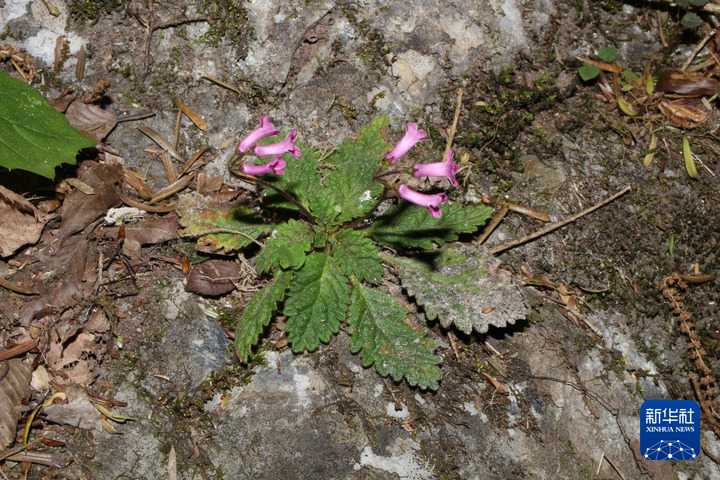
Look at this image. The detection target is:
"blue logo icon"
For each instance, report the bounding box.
[640,400,700,460]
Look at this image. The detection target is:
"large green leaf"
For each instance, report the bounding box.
[284,253,350,352]
[331,230,384,284]
[347,278,442,390]
[0,71,96,179]
[177,193,267,253]
[255,219,314,273]
[262,143,330,219]
[321,115,389,225]
[235,270,293,361]
[368,202,492,249]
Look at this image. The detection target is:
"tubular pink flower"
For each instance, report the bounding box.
[385,122,429,165]
[254,131,301,159]
[397,184,447,218]
[241,157,286,176]
[413,150,459,187]
[238,116,280,153]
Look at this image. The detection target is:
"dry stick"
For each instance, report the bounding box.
[444,86,465,159]
[489,186,631,256]
[477,206,509,244]
[681,30,716,72]
[0,339,38,362]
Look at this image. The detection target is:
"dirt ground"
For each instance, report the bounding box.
[1,0,720,478]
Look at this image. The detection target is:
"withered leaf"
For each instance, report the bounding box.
[657,70,718,96]
[0,186,51,257]
[59,164,122,241]
[124,214,179,246]
[46,330,102,386]
[0,359,32,449]
[185,260,241,296]
[658,101,708,128]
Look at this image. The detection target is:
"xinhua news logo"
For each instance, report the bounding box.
[640,400,700,461]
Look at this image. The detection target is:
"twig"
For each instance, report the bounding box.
[476,206,508,244]
[681,30,716,72]
[489,186,631,256]
[0,277,39,295]
[0,339,38,361]
[602,453,629,480]
[444,86,464,160]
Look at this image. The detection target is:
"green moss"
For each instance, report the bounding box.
[196,0,251,48]
[69,0,127,24]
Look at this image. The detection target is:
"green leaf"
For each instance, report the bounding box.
[578,63,600,81]
[597,47,617,63]
[389,244,529,335]
[331,230,384,284]
[347,278,442,390]
[256,219,314,273]
[235,270,293,361]
[676,0,689,6]
[682,12,704,28]
[284,253,350,352]
[321,115,389,225]
[263,143,330,218]
[0,71,96,179]
[177,193,267,253]
[369,202,492,250]
[690,0,709,6]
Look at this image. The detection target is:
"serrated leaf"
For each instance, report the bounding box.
[369,202,492,250]
[682,12,704,28]
[578,63,600,81]
[256,219,314,273]
[331,230,384,284]
[263,143,330,218]
[0,71,96,179]
[235,270,293,361]
[390,244,529,335]
[321,116,389,225]
[597,47,617,63]
[284,253,350,352]
[347,278,442,390]
[177,193,267,253]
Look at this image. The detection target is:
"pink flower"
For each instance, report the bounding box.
[238,116,280,153]
[241,157,286,176]
[397,184,447,218]
[386,122,429,165]
[413,150,459,187]
[254,131,301,159]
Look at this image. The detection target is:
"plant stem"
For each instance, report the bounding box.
[343,186,390,230]
[229,163,315,222]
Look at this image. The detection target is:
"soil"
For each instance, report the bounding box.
[0,0,719,479]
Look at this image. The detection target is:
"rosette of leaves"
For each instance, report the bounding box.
[230,116,492,389]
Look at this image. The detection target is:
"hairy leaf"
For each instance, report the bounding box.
[235,270,293,361]
[369,202,492,250]
[177,193,266,253]
[263,143,330,218]
[331,230,384,284]
[284,253,350,352]
[0,72,96,179]
[391,244,529,335]
[321,115,389,225]
[256,219,314,273]
[347,278,442,390]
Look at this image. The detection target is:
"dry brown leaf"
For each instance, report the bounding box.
[657,69,718,96]
[0,186,51,257]
[658,101,708,128]
[59,164,122,241]
[185,260,241,296]
[65,99,118,143]
[124,214,179,246]
[46,329,102,386]
[0,359,32,449]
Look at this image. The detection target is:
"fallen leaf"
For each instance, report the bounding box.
[0,359,32,449]
[65,99,118,143]
[43,386,102,431]
[0,185,51,257]
[658,101,708,128]
[46,330,102,386]
[124,214,179,246]
[59,164,122,241]
[185,260,241,296]
[657,69,718,96]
